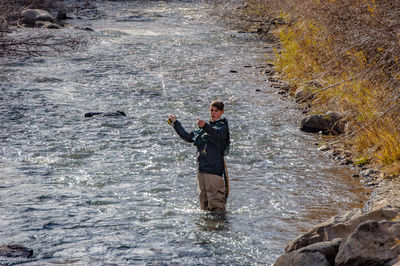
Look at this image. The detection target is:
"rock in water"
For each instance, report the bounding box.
[21,9,55,26]
[103,111,126,117]
[0,245,33,258]
[85,111,126,117]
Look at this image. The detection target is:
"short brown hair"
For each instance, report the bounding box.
[210,100,224,111]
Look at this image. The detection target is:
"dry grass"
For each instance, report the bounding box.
[274,1,400,170]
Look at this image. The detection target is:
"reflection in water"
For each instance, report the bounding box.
[197,212,229,232]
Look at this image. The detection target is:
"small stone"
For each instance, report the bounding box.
[361,168,377,177]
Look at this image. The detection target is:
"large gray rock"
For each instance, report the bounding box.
[21,9,55,26]
[275,251,329,266]
[0,245,33,258]
[336,220,400,266]
[275,238,342,266]
[300,111,346,134]
[286,206,400,253]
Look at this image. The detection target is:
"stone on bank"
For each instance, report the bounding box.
[300,111,346,135]
[274,206,400,266]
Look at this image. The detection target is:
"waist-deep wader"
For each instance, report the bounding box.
[193,118,230,201]
[171,117,230,201]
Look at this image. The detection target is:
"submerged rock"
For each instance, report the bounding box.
[34,21,62,29]
[0,245,33,258]
[300,111,346,135]
[84,111,126,117]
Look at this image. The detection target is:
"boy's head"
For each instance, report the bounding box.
[210,100,224,122]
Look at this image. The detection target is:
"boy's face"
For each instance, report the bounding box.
[210,106,224,122]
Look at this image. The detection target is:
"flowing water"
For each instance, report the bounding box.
[0,1,369,265]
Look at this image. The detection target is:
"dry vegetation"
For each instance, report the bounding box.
[215,0,400,175]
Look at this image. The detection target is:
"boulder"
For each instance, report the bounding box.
[300,111,346,135]
[0,245,33,258]
[285,206,400,253]
[21,9,55,26]
[335,220,400,266]
[274,251,329,266]
[275,238,342,266]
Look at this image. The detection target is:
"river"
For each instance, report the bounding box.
[0,1,369,265]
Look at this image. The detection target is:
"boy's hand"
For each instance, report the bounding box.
[168,115,177,123]
[197,119,206,128]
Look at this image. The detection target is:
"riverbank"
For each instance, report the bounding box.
[262,63,400,212]
[225,0,400,264]
[217,0,400,204]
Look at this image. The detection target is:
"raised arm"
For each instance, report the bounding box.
[173,120,194,143]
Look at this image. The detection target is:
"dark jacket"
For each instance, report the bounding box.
[173,118,230,176]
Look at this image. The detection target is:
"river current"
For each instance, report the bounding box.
[0,1,369,265]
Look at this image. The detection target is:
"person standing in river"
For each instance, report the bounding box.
[168,100,230,212]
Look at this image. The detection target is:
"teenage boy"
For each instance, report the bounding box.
[168,100,230,212]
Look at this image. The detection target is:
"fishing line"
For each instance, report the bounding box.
[159,68,191,122]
